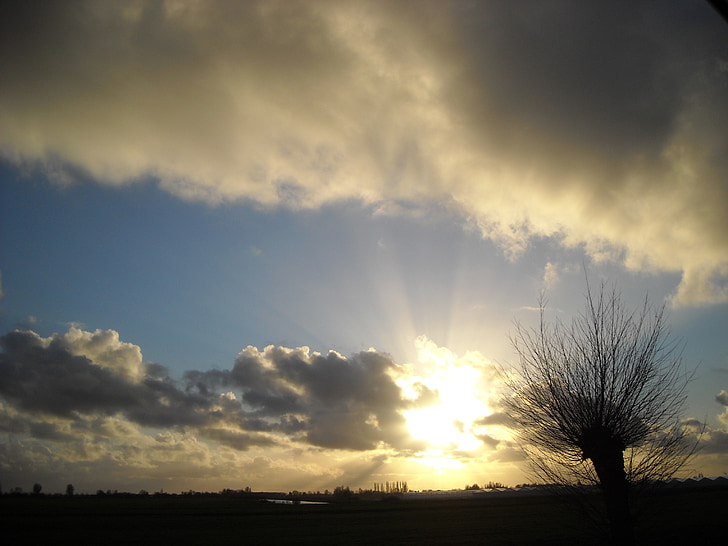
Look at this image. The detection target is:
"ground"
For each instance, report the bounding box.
[1,486,726,545]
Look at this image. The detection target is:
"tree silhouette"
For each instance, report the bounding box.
[502,282,698,544]
[707,0,728,25]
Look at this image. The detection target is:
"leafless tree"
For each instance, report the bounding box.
[502,282,698,544]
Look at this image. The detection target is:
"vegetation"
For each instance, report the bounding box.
[372,481,408,493]
[465,482,507,490]
[502,282,698,544]
[1,484,725,545]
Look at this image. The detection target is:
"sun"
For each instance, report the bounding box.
[401,337,491,454]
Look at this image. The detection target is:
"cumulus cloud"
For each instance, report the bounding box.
[0,327,438,491]
[1,1,726,305]
[231,345,429,451]
[0,328,440,454]
[697,429,728,455]
[716,390,728,428]
[716,390,728,407]
[1,327,529,491]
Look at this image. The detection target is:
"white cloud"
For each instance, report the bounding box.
[717,390,728,407]
[1,1,726,305]
[64,327,146,381]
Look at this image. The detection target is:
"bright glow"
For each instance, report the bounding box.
[403,337,491,455]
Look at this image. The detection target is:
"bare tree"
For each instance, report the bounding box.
[502,282,698,544]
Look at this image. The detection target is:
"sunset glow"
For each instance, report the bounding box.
[1,1,727,495]
[403,338,491,455]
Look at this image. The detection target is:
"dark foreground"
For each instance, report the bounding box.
[2,487,726,545]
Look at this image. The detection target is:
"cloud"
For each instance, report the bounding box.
[542,262,559,290]
[0,327,445,491]
[1,1,726,305]
[698,429,728,455]
[679,392,728,476]
[231,345,427,451]
[473,412,513,428]
[0,329,242,438]
[716,390,728,407]
[63,327,146,381]
[473,432,500,450]
[1,330,148,418]
[0,328,433,454]
[716,391,728,428]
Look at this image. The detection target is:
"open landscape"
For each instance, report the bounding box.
[2,483,726,545]
[2,3,728,546]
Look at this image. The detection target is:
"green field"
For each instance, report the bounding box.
[2,487,726,545]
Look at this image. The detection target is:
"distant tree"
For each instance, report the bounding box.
[502,283,698,545]
[333,485,353,500]
[65,484,74,497]
[32,483,42,495]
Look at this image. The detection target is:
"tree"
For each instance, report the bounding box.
[65,484,74,497]
[502,282,697,544]
[32,483,42,495]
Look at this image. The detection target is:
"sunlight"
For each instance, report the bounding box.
[402,336,491,456]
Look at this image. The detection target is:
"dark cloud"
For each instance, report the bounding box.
[455,2,681,163]
[0,330,232,430]
[0,327,520,492]
[681,418,705,430]
[0,329,427,453]
[231,346,427,451]
[474,433,501,450]
[183,369,232,396]
[487,442,529,463]
[201,428,278,452]
[696,429,728,455]
[0,407,74,442]
[0,330,148,417]
[473,412,514,427]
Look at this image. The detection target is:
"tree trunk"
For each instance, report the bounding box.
[591,449,634,545]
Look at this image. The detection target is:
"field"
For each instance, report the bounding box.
[2,487,726,545]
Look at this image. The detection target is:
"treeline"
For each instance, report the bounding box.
[3,480,513,498]
[1,483,75,496]
[286,482,410,502]
[372,481,408,494]
[464,481,507,490]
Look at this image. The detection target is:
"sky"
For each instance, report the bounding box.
[1,0,727,495]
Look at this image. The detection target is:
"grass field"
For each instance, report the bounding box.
[2,487,726,545]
